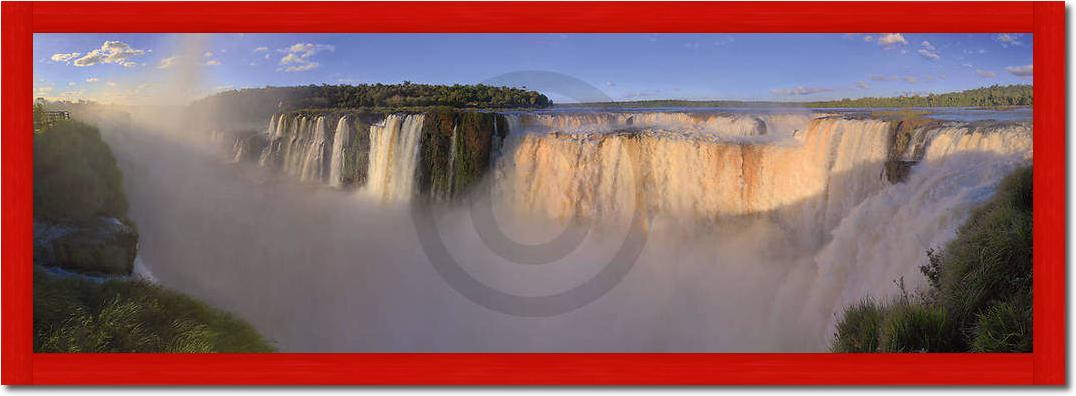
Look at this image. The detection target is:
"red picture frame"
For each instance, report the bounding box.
[1,1,1065,385]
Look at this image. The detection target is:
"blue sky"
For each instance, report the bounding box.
[33,33,1033,104]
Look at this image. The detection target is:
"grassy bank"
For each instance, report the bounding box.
[832,166,1032,352]
[33,117,274,352]
[34,268,274,352]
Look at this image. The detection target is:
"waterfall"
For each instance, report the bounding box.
[197,108,1034,351]
[363,114,425,202]
[493,117,889,235]
[328,116,351,188]
[506,112,815,141]
[799,123,1033,344]
[299,116,330,182]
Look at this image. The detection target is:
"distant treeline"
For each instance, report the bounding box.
[564,84,1032,109]
[804,84,1032,108]
[556,100,793,109]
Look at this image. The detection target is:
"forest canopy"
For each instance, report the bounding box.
[193,83,552,112]
[804,84,1032,108]
[562,84,1033,109]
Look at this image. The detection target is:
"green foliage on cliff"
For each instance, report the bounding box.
[832,166,1032,352]
[33,115,274,353]
[416,109,507,199]
[34,268,275,352]
[807,84,1032,108]
[33,120,128,222]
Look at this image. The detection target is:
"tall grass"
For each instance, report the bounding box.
[831,166,1032,352]
[34,268,275,353]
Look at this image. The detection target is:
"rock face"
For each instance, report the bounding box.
[34,217,138,275]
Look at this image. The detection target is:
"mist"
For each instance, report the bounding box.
[80,98,1033,352]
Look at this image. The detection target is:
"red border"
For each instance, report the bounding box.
[1,1,1065,385]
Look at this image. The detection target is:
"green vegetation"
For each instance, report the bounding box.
[34,120,128,222]
[191,83,551,127]
[568,85,1031,109]
[807,84,1032,108]
[417,109,508,199]
[880,110,942,183]
[832,166,1032,352]
[33,113,274,353]
[34,268,274,352]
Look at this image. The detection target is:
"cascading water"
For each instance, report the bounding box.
[299,116,331,182]
[328,116,351,188]
[363,114,425,202]
[494,117,889,232]
[201,109,1031,351]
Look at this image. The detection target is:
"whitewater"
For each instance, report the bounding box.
[104,108,1031,351]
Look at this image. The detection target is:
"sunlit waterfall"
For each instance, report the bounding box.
[328,116,351,188]
[494,117,890,235]
[167,108,1036,351]
[299,116,330,182]
[364,114,425,202]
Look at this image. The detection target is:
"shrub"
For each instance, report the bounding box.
[937,167,1032,343]
[878,303,951,352]
[831,298,885,352]
[970,299,1032,352]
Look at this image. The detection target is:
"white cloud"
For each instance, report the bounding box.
[995,33,1023,47]
[281,62,319,72]
[1005,64,1033,77]
[158,56,178,69]
[67,82,77,86]
[253,46,268,52]
[107,81,117,87]
[770,86,834,96]
[712,36,734,46]
[976,69,997,78]
[920,41,936,51]
[85,77,100,83]
[276,42,334,72]
[855,81,870,90]
[205,59,221,66]
[70,41,147,68]
[917,48,940,61]
[280,53,303,65]
[876,33,907,47]
[204,51,214,57]
[863,35,875,42]
[50,52,80,63]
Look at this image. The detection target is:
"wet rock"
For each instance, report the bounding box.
[34,217,138,275]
